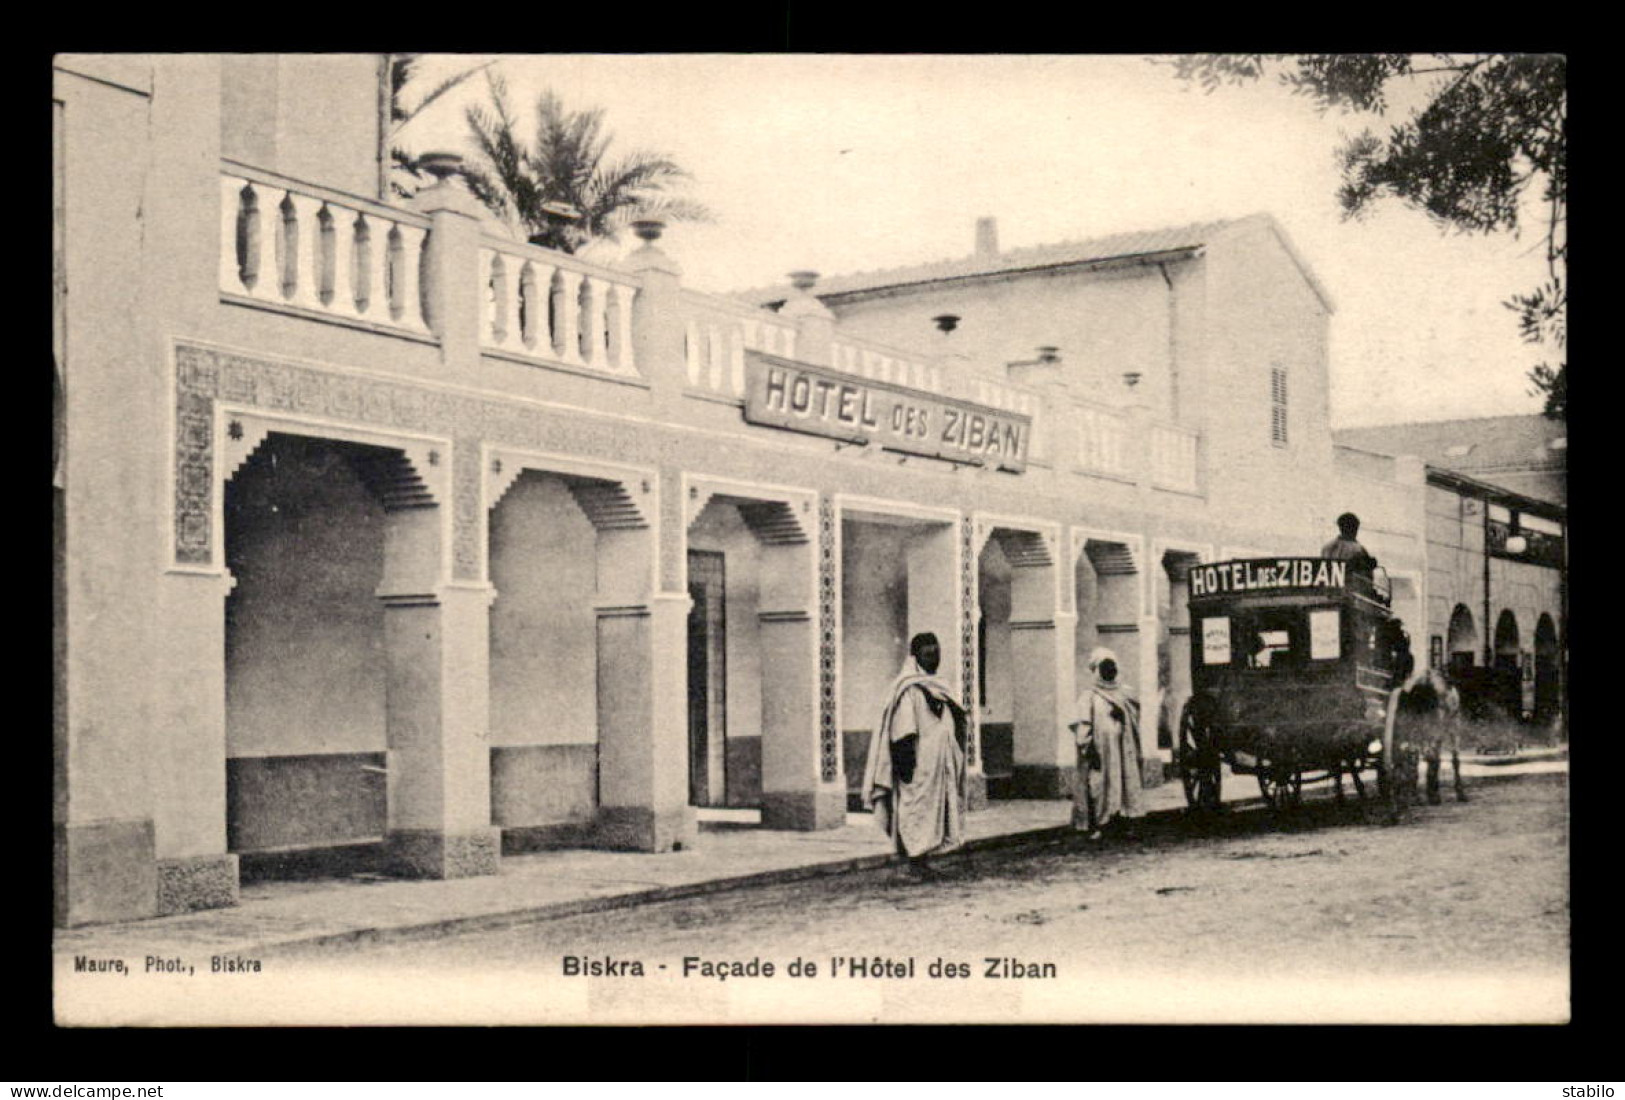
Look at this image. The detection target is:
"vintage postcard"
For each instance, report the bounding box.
[51,52,1567,1026]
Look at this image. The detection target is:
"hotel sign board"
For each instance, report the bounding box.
[1189,557,1351,600]
[743,352,1032,472]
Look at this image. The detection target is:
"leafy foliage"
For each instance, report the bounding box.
[387,54,494,200]
[1169,54,1566,418]
[461,72,711,254]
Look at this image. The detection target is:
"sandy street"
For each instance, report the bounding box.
[257,771,1567,1025]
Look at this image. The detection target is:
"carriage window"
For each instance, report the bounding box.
[1249,630,1292,668]
[1309,608,1341,660]
[1239,609,1302,670]
[1200,617,1231,665]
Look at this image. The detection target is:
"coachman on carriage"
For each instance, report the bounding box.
[1175,556,1445,817]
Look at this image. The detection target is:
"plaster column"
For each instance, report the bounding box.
[1008,561,1071,799]
[623,224,686,416]
[148,570,241,913]
[1138,613,1164,781]
[757,538,840,830]
[380,503,500,878]
[595,592,697,850]
[408,167,485,375]
[593,519,696,851]
[782,271,836,367]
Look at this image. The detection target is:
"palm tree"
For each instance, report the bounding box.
[461,71,711,254]
[387,54,494,199]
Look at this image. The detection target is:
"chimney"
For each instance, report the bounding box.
[975,217,999,258]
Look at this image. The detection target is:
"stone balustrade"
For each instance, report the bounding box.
[216,162,1192,490]
[1150,421,1200,493]
[681,290,799,398]
[480,237,640,375]
[829,337,942,394]
[1074,399,1132,479]
[219,163,433,337]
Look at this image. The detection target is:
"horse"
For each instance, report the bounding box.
[1331,667,1467,806]
[1412,667,1468,804]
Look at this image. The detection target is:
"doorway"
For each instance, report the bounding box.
[687,550,727,807]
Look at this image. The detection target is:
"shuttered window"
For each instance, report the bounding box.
[1270,366,1288,446]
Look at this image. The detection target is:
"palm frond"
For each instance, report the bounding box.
[459,81,712,250]
[393,59,494,134]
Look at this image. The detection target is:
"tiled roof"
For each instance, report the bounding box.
[735,214,1265,305]
[1334,415,1567,504]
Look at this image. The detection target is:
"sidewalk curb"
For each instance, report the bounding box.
[272,819,1088,956]
[67,768,1563,959]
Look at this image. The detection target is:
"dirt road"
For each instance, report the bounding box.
[280,772,1566,1024]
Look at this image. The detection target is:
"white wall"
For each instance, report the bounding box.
[841,521,910,729]
[489,473,598,748]
[224,436,388,758]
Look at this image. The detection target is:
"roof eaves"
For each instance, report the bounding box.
[1425,465,1566,518]
[815,245,1206,304]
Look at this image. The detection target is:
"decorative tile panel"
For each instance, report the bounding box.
[961,514,979,767]
[817,495,839,784]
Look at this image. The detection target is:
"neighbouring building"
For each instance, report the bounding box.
[1335,418,1567,724]
[57,53,1448,928]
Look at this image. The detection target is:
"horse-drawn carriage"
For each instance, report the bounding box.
[1175,556,1423,813]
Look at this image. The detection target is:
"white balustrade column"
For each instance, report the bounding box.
[530,263,556,353]
[395,224,429,333]
[329,211,357,318]
[581,277,606,368]
[363,216,391,323]
[706,324,724,391]
[500,257,525,353]
[557,270,584,365]
[729,325,745,395]
[477,250,499,344]
[613,283,636,371]
[252,185,281,303]
[287,193,324,311]
[218,176,245,295]
[685,321,701,385]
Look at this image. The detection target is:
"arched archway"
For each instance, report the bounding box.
[1534,613,1561,726]
[1494,609,1522,720]
[224,433,400,862]
[1447,604,1477,675]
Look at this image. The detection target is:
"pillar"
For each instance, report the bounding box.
[409,174,484,368]
[624,231,687,416]
[380,503,500,878]
[756,536,839,830]
[1137,614,1163,778]
[593,523,696,851]
[1007,558,1071,799]
[149,570,240,913]
[782,273,836,367]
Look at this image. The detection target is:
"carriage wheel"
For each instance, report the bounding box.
[1256,761,1303,810]
[1178,699,1222,812]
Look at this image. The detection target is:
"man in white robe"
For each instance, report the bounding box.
[1070,646,1148,839]
[862,633,967,872]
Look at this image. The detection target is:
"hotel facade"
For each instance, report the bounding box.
[53,54,1561,927]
